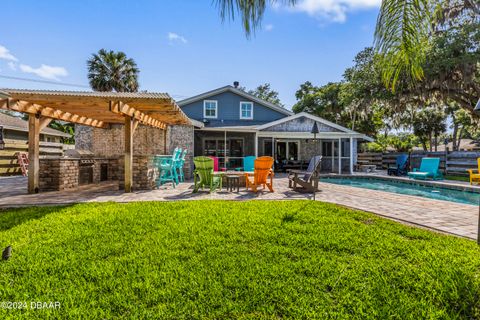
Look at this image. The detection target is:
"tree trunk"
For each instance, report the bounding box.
[421,139,428,151]
[434,134,438,152]
[456,127,465,150]
[429,133,433,152]
[451,116,458,151]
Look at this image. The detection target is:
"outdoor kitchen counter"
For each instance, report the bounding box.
[39,157,119,191]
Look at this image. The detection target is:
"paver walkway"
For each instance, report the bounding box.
[0,175,478,240]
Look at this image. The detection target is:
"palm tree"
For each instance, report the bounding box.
[87,49,139,92]
[214,0,478,91]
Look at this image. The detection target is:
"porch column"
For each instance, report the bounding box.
[28,113,40,194]
[254,132,258,157]
[331,141,334,173]
[124,116,133,193]
[224,130,227,169]
[349,137,354,174]
[271,137,274,157]
[338,138,342,174]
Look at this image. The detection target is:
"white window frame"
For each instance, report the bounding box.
[239,101,254,120]
[203,100,218,119]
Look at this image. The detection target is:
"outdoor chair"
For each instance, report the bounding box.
[235,156,255,172]
[175,149,188,182]
[193,156,223,193]
[407,157,443,180]
[288,155,322,192]
[245,156,274,192]
[467,158,480,185]
[387,154,409,176]
[155,154,175,188]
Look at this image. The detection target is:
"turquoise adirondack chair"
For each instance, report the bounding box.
[407,157,443,180]
[156,148,182,187]
[235,156,255,172]
[175,149,188,182]
[193,156,223,193]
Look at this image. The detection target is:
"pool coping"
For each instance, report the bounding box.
[319,174,480,194]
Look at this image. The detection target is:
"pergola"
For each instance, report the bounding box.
[0,89,191,193]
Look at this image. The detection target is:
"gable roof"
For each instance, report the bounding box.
[177,85,293,116]
[0,112,71,138]
[257,112,374,141]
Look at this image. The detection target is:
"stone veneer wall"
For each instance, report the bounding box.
[118,155,159,190]
[39,158,119,191]
[39,159,79,191]
[75,124,167,158]
[166,125,194,179]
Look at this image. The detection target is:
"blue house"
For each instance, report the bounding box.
[178,83,372,173]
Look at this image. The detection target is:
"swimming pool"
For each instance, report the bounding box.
[320,177,480,206]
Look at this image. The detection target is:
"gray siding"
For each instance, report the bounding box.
[261,116,342,132]
[180,91,287,127]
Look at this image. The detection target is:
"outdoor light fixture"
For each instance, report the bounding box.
[311,122,320,200]
[0,126,5,150]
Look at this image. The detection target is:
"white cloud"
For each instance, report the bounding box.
[285,0,381,23]
[0,45,18,61]
[7,62,16,71]
[265,24,274,31]
[167,32,187,44]
[19,64,68,80]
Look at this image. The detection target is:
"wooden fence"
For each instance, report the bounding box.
[0,139,66,176]
[358,151,480,176]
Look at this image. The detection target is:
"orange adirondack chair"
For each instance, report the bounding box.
[245,156,274,192]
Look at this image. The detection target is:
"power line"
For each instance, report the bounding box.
[0,74,90,88]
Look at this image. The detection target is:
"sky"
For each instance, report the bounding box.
[0,0,381,109]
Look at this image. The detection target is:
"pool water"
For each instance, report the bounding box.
[321,177,480,206]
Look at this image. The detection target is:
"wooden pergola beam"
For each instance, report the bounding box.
[110,101,167,130]
[0,99,108,128]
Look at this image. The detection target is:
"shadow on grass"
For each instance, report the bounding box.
[0,205,73,232]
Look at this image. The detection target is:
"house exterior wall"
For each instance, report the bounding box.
[4,129,61,143]
[261,116,342,133]
[180,91,287,127]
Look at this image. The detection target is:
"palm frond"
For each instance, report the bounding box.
[214,0,296,36]
[374,0,433,91]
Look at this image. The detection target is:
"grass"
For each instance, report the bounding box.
[445,175,470,182]
[0,200,479,319]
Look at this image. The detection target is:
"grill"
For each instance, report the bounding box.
[65,149,96,185]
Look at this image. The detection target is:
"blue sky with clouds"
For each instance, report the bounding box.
[0,0,381,108]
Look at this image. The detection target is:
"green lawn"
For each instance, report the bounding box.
[0,201,479,319]
[445,175,470,183]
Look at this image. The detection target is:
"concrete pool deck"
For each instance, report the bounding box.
[0,173,478,241]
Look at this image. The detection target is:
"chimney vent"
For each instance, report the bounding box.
[233,81,239,88]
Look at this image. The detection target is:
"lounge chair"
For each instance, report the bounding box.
[407,157,443,180]
[245,156,274,192]
[193,156,223,193]
[467,158,480,185]
[387,154,409,176]
[288,155,322,192]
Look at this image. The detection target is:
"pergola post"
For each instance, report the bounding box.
[124,116,133,193]
[28,114,40,194]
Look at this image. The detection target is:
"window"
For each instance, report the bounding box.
[322,141,333,157]
[203,100,217,118]
[240,102,253,119]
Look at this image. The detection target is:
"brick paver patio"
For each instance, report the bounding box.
[0,175,478,240]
